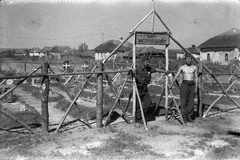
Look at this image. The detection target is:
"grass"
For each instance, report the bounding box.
[53,90,131,121]
[200,132,214,139]
[88,131,164,159]
[21,83,64,102]
[0,102,42,129]
[47,151,89,160]
[0,93,18,103]
[0,131,42,160]
[0,132,36,149]
[0,111,42,129]
[0,128,164,159]
[54,99,93,120]
[209,145,240,160]
[205,137,240,160]
[202,94,238,105]
[52,81,134,121]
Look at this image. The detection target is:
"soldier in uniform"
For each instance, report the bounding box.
[135,55,160,124]
[169,53,198,123]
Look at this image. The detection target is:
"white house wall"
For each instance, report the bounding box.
[29,52,45,57]
[177,53,185,59]
[95,52,119,61]
[177,53,200,59]
[200,48,240,64]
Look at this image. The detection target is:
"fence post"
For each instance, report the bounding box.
[165,45,169,121]
[230,62,235,91]
[198,62,203,117]
[41,62,50,134]
[96,60,103,128]
[0,58,2,74]
[24,55,27,73]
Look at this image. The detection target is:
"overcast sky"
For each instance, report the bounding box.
[0,0,240,49]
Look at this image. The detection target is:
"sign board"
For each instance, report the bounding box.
[135,32,170,45]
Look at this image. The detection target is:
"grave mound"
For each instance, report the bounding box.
[0,102,41,129]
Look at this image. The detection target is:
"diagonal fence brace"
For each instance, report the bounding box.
[103,74,131,126]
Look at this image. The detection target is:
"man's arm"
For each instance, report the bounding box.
[154,68,170,74]
[194,66,198,93]
[134,66,146,85]
[169,67,182,88]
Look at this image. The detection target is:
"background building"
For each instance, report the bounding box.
[199,28,240,65]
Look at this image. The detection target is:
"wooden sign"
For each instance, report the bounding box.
[135,32,169,45]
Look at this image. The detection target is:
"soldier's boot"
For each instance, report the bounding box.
[182,116,188,124]
[187,115,194,123]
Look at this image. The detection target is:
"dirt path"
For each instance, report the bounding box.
[25,110,240,160]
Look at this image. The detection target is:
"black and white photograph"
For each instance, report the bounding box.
[0,0,240,159]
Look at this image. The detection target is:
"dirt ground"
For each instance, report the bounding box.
[0,85,240,160]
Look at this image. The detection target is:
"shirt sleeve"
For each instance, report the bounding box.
[135,66,144,84]
[150,67,157,73]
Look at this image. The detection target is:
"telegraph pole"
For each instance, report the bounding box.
[102,33,104,44]
[152,0,156,32]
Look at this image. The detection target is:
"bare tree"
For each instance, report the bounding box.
[78,43,88,51]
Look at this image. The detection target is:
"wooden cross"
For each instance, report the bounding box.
[62,63,70,71]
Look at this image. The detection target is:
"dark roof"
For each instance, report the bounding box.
[30,47,41,53]
[0,48,25,52]
[63,60,70,64]
[123,48,140,58]
[51,46,71,53]
[198,28,240,52]
[123,46,165,58]
[167,49,185,54]
[79,50,95,58]
[186,45,200,55]
[41,46,53,53]
[94,39,132,52]
[72,49,95,58]
[123,47,185,58]
[139,46,160,55]
[15,49,27,54]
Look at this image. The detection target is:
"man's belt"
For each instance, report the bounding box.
[182,80,195,86]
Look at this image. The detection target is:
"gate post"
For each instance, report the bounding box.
[230,62,235,91]
[165,44,169,121]
[0,58,2,75]
[24,55,27,73]
[41,62,50,134]
[96,60,103,128]
[198,62,203,117]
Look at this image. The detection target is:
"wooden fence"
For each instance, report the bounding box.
[1,57,240,141]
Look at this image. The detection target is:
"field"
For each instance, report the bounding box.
[1,60,240,159]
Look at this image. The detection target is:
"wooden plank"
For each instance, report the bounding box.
[132,32,136,123]
[0,66,41,100]
[41,62,50,135]
[134,82,148,130]
[0,104,43,141]
[96,60,103,128]
[165,45,169,121]
[103,75,130,127]
[198,62,203,117]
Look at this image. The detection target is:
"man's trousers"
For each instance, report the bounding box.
[180,80,195,118]
[136,89,151,121]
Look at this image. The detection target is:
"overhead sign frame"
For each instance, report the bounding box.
[135,31,170,45]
